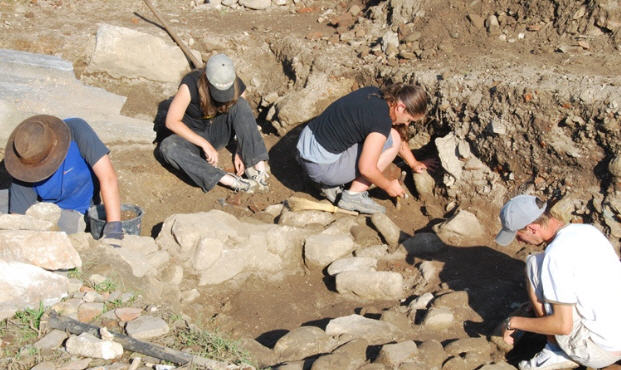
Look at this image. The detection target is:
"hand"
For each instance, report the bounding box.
[385,179,405,198]
[102,221,124,240]
[201,142,219,166]
[502,327,516,345]
[411,160,428,173]
[234,152,245,176]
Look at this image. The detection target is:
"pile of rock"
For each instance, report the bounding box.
[247,289,511,369]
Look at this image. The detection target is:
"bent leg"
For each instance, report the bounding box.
[350,129,401,192]
[157,134,226,192]
[228,98,269,167]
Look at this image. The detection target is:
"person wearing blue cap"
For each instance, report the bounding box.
[157,53,269,193]
[495,194,621,370]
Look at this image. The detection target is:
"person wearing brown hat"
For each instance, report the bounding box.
[156,53,269,194]
[4,115,123,238]
[495,195,621,370]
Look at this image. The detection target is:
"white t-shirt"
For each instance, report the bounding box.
[541,224,621,351]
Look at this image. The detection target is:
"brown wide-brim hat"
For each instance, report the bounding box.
[5,115,71,183]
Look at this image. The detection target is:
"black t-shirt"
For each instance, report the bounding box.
[307,86,392,154]
[180,70,246,130]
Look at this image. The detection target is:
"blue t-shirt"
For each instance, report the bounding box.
[8,118,110,214]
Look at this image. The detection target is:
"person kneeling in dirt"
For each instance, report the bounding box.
[157,53,269,193]
[296,84,429,214]
[2,115,123,238]
[495,194,621,370]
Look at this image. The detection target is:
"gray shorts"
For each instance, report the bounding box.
[526,253,621,368]
[299,135,394,187]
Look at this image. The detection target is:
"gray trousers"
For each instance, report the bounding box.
[157,98,268,192]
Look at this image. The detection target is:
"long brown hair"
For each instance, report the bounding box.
[380,84,428,140]
[197,71,240,118]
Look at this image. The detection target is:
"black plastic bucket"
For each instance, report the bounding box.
[87,203,143,239]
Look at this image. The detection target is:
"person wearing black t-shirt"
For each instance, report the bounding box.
[296,85,429,214]
[157,54,269,193]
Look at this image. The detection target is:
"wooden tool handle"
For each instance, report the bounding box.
[142,0,203,69]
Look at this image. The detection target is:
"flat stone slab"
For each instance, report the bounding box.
[125,315,169,340]
[0,48,154,146]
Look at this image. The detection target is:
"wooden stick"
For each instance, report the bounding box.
[47,311,246,369]
[286,196,358,216]
[142,0,203,69]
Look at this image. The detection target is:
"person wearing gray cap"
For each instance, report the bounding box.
[495,194,621,370]
[157,53,269,193]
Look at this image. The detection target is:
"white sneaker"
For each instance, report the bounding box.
[245,167,269,191]
[518,343,579,370]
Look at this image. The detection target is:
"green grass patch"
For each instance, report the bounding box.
[66,268,82,279]
[14,302,45,331]
[172,326,252,365]
[93,279,117,293]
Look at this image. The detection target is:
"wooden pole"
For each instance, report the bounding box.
[142,0,203,69]
[47,311,248,369]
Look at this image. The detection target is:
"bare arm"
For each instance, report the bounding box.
[398,140,427,173]
[92,154,121,223]
[358,132,404,197]
[165,84,219,165]
[503,303,574,344]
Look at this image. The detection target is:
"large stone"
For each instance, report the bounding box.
[125,315,169,340]
[609,155,621,178]
[311,352,355,370]
[415,339,446,369]
[25,202,62,225]
[78,302,104,323]
[435,133,463,181]
[444,337,491,356]
[0,214,55,231]
[34,329,68,350]
[432,210,485,245]
[193,237,223,271]
[240,0,271,9]
[432,291,469,308]
[423,307,455,329]
[327,257,377,276]
[418,260,439,282]
[370,213,401,248]
[239,337,278,369]
[159,210,308,285]
[279,210,335,228]
[331,338,368,368]
[115,307,142,322]
[401,233,447,256]
[375,341,418,367]
[413,171,435,198]
[0,230,81,270]
[198,248,246,285]
[65,332,123,360]
[275,73,354,129]
[335,271,403,300]
[0,261,68,319]
[87,24,193,83]
[110,235,164,278]
[274,326,337,361]
[0,49,155,146]
[304,232,355,269]
[325,314,402,345]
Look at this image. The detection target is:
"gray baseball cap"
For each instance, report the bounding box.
[495,195,547,246]
[205,54,236,103]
